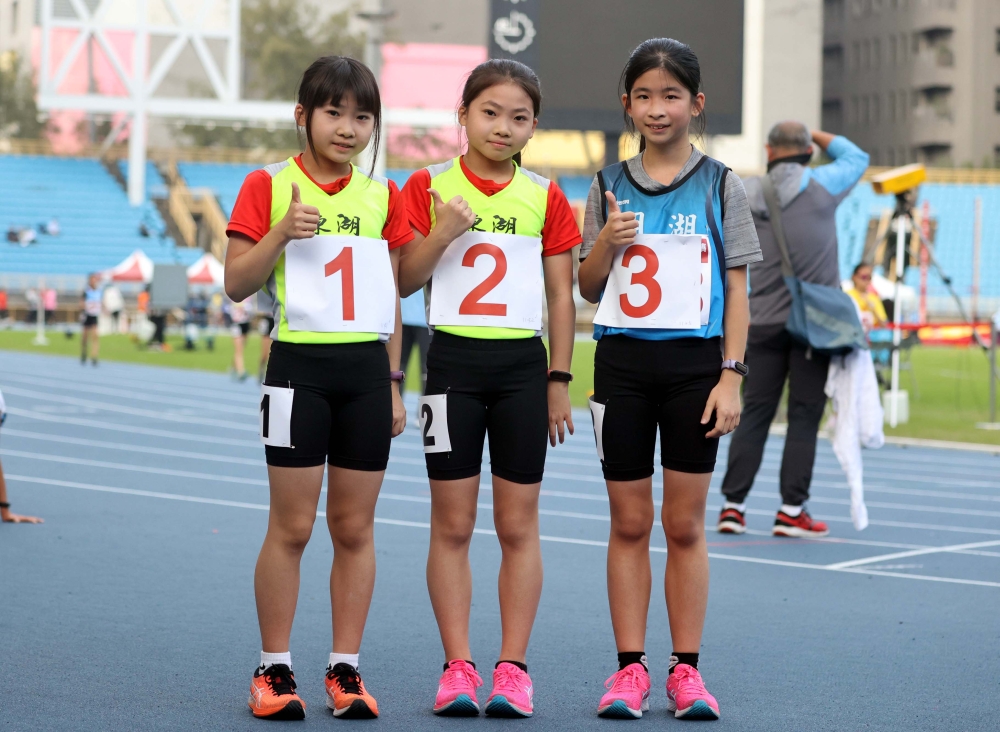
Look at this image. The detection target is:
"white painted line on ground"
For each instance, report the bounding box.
[825,539,1000,570]
[1,386,255,431]
[11,473,999,589]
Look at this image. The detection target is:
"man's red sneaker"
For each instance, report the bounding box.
[772,508,829,537]
[717,507,746,534]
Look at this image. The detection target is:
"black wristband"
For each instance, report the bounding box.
[547,369,573,383]
[0,502,9,509]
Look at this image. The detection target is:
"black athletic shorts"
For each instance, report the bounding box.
[234,321,250,337]
[262,317,275,337]
[83,315,98,328]
[263,340,392,470]
[592,335,722,479]
[423,331,548,484]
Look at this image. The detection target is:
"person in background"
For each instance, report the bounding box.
[43,288,57,325]
[398,290,429,394]
[0,289,8,325]
[228,295,252,381]
[45,217,60,236]
[25,287,38,324]
[846,262,888,330]
[256,288,276,383]
[717,123,869,539]
[103,284,125,332]
[81,275,103,366]
[0,389,43,524]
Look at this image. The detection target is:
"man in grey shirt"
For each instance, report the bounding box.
[717,122,869,538]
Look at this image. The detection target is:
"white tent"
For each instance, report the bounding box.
[104,250,154,283]
[186,253,225,287]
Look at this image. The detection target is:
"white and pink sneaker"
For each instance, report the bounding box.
[598,662,651,719]
[433,659,483,716]
[666,663,720,720]
[484,662,534,717]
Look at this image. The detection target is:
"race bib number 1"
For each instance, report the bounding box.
[260,384,294,448]
[429,232,543,330]
[284,235,396,333]
[593,233,702,329]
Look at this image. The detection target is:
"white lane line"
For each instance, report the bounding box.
[0,369,257,404]
[11,474,1000,589]
[1,386,255,431]
[5,408,261,447]
[825,539,1000,570]
[0,373,258,416]
[0,449,270,486]
[7,446,1000,539]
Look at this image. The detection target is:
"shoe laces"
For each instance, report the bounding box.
[444,661,483,690]
[262,664,297,696]
[493,663,525,693]
[605,664,647,693]
[327,662,363,695]
[671,664,706,694]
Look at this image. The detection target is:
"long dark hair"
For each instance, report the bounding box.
[460,58,542,166]
[297,56,381,174]
[619,38,706,152]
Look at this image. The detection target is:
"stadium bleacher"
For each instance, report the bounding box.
[1,155,201,278]
[177,161,259,217]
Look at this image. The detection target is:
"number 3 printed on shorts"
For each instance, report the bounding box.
[417,394,451,454]
[619,245,662,318]
[459,244,507,316]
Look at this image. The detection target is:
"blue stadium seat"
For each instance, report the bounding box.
[1,155,201,276]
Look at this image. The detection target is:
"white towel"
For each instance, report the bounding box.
[824,348,884,530]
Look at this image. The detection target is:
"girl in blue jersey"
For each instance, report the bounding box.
[577,39,761,720]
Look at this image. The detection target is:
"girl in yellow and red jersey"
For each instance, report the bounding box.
[225,57,411,721]
[398,59,580,718]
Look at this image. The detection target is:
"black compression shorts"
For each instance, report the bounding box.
[263,341,392,470]
[592,335,722,479]
[82,315,98,328]
[423,331,548,484]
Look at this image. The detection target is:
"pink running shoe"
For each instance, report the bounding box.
[433,660,483,716]
[666,663,720,720]
[484,662,533,717]
[598,663,651,719]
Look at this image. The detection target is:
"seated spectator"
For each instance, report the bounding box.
[0,289,7,322]
[846,263,888,330]
[6,226,18,243]
[18,227,36,246]
[45,218,60,236]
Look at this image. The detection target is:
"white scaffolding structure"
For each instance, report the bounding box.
[37,0,454,206]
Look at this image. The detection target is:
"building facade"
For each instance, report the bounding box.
[822,0,1000,167]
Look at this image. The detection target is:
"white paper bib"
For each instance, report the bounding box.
[428,232,543,330]
[593,234,702,330]
[283,235,396,333]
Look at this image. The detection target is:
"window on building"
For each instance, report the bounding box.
[11,1,19,34]
[863,40,871,69]
[852,42,861,71]
[995,87,1000,113]
[872,95,880,125]
[890,36,897,65]
[873,38,881,68]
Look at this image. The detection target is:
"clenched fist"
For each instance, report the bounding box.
[597,191,639,249]
[429,188,477,242]
[277,182,321,241]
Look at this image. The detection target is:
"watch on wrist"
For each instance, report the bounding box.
[547,369,573,383]
[0,502,10,509]
[721,359,749,376]
[390,371,405,383]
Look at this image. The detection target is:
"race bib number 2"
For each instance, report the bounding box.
[284,235,396,333]
[429,232,543,329]
[593,234,702,330]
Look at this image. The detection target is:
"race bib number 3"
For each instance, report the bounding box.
[284,235,396,333]
[594,234,702,330]
[429,232,543,329]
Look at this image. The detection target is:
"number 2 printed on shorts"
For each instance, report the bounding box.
[417,394,451,454]
[260,384,294,448]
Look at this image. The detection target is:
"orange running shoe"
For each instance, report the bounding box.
[325,663,379,718]
[248,663,306,720]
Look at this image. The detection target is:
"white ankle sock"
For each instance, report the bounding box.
[329,652,359,671]
[780,504,803,517]
[260,651,292,671]
[723,501,746,512]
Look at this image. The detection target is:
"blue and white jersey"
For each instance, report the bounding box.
[594,155,728,341]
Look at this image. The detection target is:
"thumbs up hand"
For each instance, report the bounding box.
[278,182,321,241]
[598,190,639,249]
[429,188,477,243]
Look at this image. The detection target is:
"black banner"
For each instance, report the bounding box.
[489,0,541,71]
